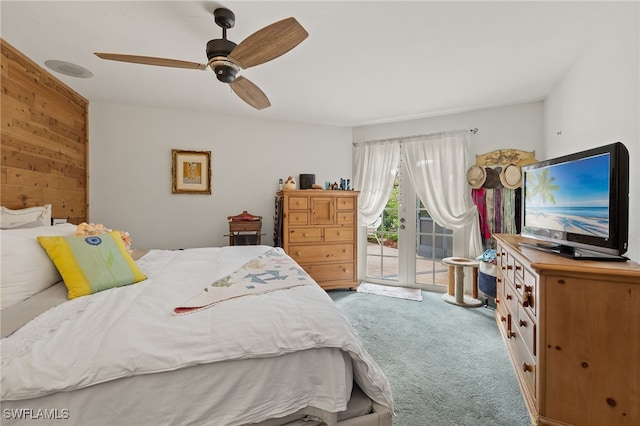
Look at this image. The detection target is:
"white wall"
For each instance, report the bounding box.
[353,101,544,161]
[88,103,352,249]
[543,3,639,261]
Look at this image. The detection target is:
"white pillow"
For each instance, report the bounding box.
[0,223,77,309]
[0,204,52,229]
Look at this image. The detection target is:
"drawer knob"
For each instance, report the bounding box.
[522,363,533,373]
[515,283,522,289]
[500,315,507,322]
[508,331,516,339]
[519,319,527,327]
[506,294,512,300]
[507,265,513,270]
[516,266,522,271]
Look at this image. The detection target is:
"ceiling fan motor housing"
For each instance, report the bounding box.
[206,38,240,83]
[206,38,237,60]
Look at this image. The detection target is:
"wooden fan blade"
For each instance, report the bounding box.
[230,76,271,110]
[94,53,208,70]
[228,17,308,69]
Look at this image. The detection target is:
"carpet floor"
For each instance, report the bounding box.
[329,289,530,426]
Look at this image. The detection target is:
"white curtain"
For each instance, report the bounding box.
[354,129,482,258]
[352,141,401,226]
[401,130,482,258]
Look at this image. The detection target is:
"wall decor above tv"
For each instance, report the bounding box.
[520,142,629,261]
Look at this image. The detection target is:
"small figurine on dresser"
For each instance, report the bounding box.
[283,176,296,190]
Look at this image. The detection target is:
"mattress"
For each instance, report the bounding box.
[1,347,352,425]
[1,245,393,425]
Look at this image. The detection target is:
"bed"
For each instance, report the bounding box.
[0,209,394,426]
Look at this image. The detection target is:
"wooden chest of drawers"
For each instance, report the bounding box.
[276,190,359,290]
[494,234,640,426]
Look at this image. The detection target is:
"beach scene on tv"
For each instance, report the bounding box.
[524,154,610,238]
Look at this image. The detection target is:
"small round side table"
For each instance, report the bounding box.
[441,257,483,307]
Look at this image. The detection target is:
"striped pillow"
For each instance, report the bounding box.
[38,231,146,300]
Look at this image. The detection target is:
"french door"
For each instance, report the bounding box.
[364,162,452,290]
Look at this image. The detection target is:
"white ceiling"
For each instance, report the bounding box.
[0,1,628,127]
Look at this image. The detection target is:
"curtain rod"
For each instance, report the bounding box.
[353,128,478,147]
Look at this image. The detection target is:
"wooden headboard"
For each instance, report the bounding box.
[1,39,88,224]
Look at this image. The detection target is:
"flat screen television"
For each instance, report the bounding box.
[520,142,629,261]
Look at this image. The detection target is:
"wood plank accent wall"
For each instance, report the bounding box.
[1,39,88,224]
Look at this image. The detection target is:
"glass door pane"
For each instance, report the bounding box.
[415,197,453,290]
[366,177,399,282]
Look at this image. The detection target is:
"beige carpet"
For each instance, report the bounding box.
[356,282,423,301]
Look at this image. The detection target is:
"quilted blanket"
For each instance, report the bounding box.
[174,248,307,315]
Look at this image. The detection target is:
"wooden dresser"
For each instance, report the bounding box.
[493,234,640,426]
[276,190,359,290]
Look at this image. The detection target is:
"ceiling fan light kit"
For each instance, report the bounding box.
[209,57,240,83]
[94,7,308,110]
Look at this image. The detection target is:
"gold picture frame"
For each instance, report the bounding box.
[172,149,212,194]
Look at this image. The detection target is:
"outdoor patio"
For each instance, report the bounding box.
[366,242,450,287]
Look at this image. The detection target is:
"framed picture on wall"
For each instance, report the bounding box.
[172,149,212,194]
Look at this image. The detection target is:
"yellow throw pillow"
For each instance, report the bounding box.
[38,231,147,300]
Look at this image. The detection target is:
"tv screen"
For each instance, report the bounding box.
[521,142,629,260]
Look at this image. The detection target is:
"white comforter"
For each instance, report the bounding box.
[1,246,393,424]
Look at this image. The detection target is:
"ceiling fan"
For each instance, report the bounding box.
[94,8,308,110]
